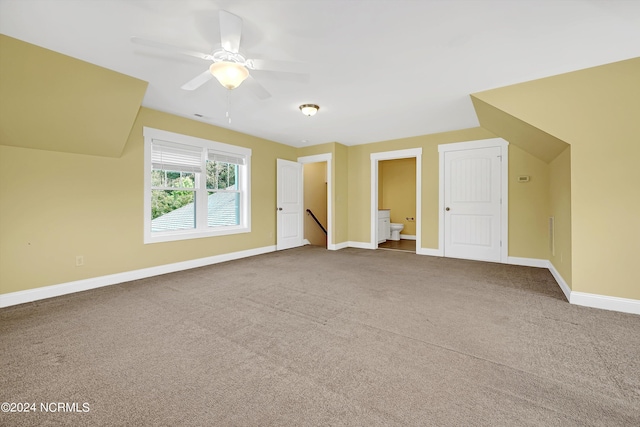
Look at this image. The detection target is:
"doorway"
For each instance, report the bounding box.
[370,148,422,253]
[377,158,417,253]
[303,162,328,248]
[298,153,332,249]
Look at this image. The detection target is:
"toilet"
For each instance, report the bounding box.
[389,223,404,241]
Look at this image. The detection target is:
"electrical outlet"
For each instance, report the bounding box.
[76,256,84,267]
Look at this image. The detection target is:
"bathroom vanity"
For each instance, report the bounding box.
[377,209,391,243]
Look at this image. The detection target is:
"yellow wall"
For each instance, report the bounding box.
[303,162,327,246]
[347,130,552,258]
[549,146,572,286]
[0,107,296,294]
[346,128,498,248]
[508,145,550,259]
[380,158,416,236]
[473,58,640,300]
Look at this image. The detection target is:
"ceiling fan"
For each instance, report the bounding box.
[131,10,306,99]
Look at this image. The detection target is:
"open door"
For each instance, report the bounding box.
[276,159,303,250]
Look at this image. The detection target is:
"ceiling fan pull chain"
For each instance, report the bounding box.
[226,90,231,124]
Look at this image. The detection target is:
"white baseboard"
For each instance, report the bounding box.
[416,248,443,257]
[328,241,349,250]
[399,234,416,240]
[570,292,640,315]
[303,239,311,246]
[548,261,572,302]
[347,241,376,250]
[417,254,638,315]
[546,261,639,315]
[3,244,638,316]
[0,245,277,308]
[507,256,549,268]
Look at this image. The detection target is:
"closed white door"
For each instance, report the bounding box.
[444,146,502,262]
[276,159,303,250]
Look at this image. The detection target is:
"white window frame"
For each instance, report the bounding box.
[143,127,251,244]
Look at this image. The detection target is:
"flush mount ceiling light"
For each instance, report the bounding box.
[299,104,320,117]
[209,61,249,90]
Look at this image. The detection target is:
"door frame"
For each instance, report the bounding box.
[370,148,422,251]
[297,153,333,249]
[438,138,509,262]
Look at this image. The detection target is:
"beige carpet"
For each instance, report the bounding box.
[1,246,639,426]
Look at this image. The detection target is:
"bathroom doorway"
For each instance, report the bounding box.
[370,148,422,253]
[378,158,417,253]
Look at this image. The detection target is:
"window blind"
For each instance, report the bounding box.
[152,140,202,173]
[208,150,246,165]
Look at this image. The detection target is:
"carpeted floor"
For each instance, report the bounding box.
[1,246,639,426]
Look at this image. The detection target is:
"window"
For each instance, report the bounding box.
[143,127,251,244]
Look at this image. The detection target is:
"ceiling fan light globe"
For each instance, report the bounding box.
[209,61,249,90]
[299,104,319,116]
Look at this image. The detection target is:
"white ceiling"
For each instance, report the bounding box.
[1,0,639,148]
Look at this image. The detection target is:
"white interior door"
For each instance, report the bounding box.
[277,158,303,250]
[444,146,502,262]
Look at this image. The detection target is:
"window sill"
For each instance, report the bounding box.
[144,226,251,244]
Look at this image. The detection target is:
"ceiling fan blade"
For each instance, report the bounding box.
[242,75,271,100]
[219,10,242,53]
[131,37,213,61]
[181,69,214,91]
[247,58,309,74]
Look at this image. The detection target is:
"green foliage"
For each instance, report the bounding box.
[151,173,195,220]
[207,161,237,190]
[151,163,237,220]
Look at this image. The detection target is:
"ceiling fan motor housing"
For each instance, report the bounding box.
[212,49,248,67]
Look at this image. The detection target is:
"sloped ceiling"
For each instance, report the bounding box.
[0,35,147,158]
[470,97,568,163]
[471,57,640,162]
[1,0,639,148]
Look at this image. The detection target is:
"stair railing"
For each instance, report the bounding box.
[306,209,327,235]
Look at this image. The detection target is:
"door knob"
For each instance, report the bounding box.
[445,207,450,211]
[277,207,283,211]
